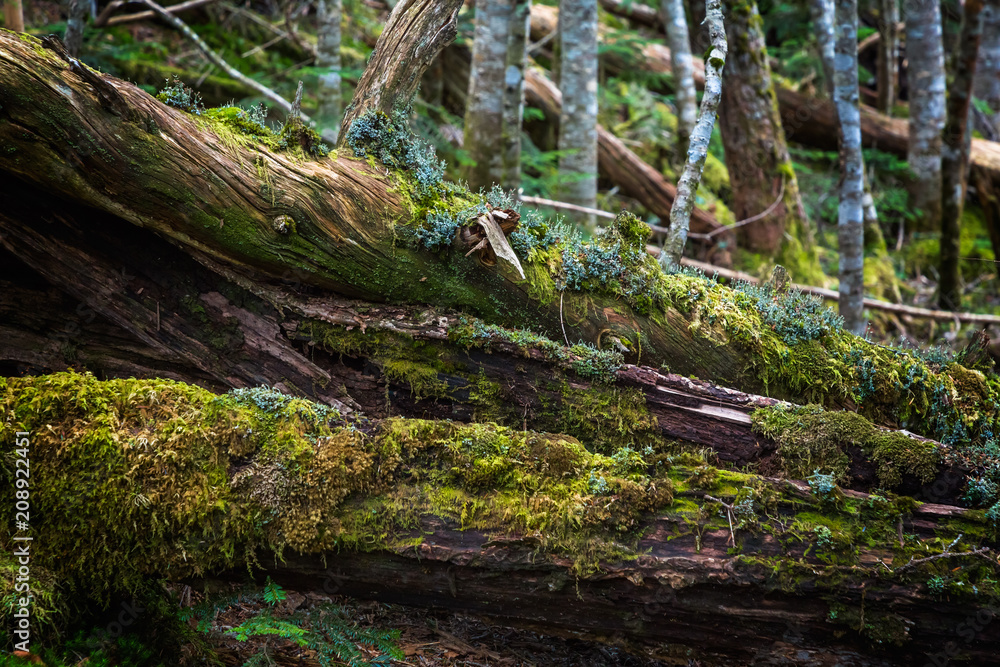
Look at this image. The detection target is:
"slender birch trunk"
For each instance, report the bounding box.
[974,1,1000,137]
[811,0,835,89]
[939,0,986,310]
[316,0,343,144]
[65,0,88,57]
[502,0,531,190]
[905,0,946,231]
[464,0,512,191]
[557,0,599,227]
[660,0,726,271]
[717,0,809,256]
[876,0,899,115]
[834,0,866,334]
[662,0,697,156]
[3,0,23,31]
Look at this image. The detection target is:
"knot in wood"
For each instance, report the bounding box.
[272,215,295,235]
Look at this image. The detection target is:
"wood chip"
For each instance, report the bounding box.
[478,214,526,280]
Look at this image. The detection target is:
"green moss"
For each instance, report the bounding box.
[753,404,940,487]
[381,359,449,400]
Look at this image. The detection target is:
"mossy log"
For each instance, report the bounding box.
[2,27,1000,497]
[3,372,1000,665]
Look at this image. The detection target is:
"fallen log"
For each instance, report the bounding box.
[1,27,997,491]
[3,371,999,665]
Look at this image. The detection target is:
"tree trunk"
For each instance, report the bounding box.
[717,0,813,263]
[661,0,697,156]
[904,0,946,232]
[464,0,512,190]
[833,0,866,334]
[940,0,986,311]
[337,0,463,144]
[65,0,89,57]
[316,0,343,143]
[660,0,726,270]
[974,1,1000,137]
[557,0,599,226]
[501,0,531,190]
[876,0,899,115]
[3,0,23,31]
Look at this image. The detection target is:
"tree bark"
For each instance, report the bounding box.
[501,0,531,190]
[661,0,697,156]
[660,0,725,271]
[717,0,811,258]
[904,0,946,232]
[3,0,23,31]
[940,0,986,311]
[974,1,1000,137]
[557,0,599,226]
[833,0,866,334]
[337,0,463,145]
[875,0,899,114]
[464,0,512,190]
[316,0,343,143]
[65,0,89,57]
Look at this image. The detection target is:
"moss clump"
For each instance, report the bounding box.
[155,76,204,114]
[753,404,941,487]
[345,107,445,198]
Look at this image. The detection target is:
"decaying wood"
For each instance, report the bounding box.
[337,0,464,144]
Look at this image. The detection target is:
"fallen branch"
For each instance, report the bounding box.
[893,546,994,574]
[669,255,1000,325]
[136,0,296,114]
[95,0,218,27]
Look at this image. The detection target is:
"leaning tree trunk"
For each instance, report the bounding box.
[316,0,344,143]
[940,0,986,311]
[904,0,946,232]
[717,0,815,273]
[660,0,726,270]
[876,0,899,115]
[661,0,697,157]
[501,0,531,190]
[464,0,512,191]
[557,0,599,226]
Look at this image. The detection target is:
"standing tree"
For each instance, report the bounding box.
[939,0,987,310]
[905,0,946,231]
[65,0,89,57]
[876,0,899,114]
[502,0,531,190]
[316,0,343,143]
[717,0,811,263]
[833,0,865,333]
[557,0,599,226]
[3,0,23,31]
[660,0,726,270]
[974,0,1000,136]
[662,0,697,156]
[464,0,512,191]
